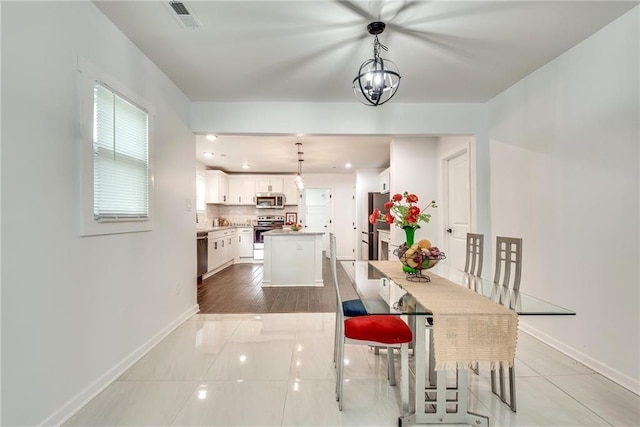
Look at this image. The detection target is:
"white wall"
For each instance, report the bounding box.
[389,137,440,247]
[191,102,484,136]
[486,8,639,393]
[302,174,356,259]
[1,2,197,425]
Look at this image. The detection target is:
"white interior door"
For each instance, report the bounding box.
[444,149,471,271]
[303,188,331,253]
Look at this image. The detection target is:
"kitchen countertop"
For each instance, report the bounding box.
[196,225,253,233]
[263,229,324,236]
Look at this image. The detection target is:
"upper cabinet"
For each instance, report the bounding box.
[379,168,390,194]
[283,176,300,205]
[256,176,284,193]
[205,170,229,204]
[228,175,256,205]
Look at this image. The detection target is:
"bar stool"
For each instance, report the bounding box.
[491,236,522,412]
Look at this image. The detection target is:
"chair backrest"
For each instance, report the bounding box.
[464,233,484,277]
[493,236,523,292]
[329,233,345,319]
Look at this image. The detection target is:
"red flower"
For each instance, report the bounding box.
[408,206,420,216]
[369,208,380,224]
[368,191,437,230]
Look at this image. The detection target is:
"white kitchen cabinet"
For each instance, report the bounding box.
[378,230,391,261]
[379,168,390,194]
[207,229,236,272]
[205,170,229,204]
[283,176,300,205]
[220,229,235,266]
[236,227,254,258]
[207,231,220,271]
[228,175,255,205]
[256,176,284,193]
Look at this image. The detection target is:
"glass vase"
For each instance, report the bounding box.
[402,226,418,273]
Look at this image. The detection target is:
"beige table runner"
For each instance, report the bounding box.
[370,261,518,370]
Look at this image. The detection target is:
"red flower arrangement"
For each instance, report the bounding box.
[369,192,437,230]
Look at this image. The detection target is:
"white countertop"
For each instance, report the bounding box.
[196,225,252,233]
[263,229,324,236]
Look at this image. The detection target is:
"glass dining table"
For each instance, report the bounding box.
[340,260,575,426]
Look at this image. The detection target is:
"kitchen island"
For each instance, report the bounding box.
[262,229,324,287]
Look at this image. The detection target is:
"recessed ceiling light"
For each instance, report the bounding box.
[241,163,250,169]
[206,134,217,141]
[203,152,214,158]
[345,163,352,168]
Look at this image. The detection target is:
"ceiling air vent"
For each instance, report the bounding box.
[168,1,201,29]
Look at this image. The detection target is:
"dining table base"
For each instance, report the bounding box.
[398,315,490,427]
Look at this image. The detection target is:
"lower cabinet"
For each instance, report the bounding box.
[207,229,236,272]
[237,227,254,258]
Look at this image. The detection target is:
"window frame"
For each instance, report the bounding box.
[78,56,155,236]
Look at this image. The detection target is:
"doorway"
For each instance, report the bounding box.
[442,146,473,271]
[302,188,332,254]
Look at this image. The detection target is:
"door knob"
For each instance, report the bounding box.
[446,228,453,234]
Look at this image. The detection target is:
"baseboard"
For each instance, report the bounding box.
[40,304,200,426]
[518,323,640,396]
[202,260,234,279]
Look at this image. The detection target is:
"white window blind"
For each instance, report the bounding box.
[93,82,149,221]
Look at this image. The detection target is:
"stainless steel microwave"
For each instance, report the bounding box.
[255,193,285,209]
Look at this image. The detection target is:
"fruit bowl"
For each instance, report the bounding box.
[290,224,302,231]
[394,240,446,282]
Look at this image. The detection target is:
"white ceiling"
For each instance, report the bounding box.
[94,0,637,173]
[195,134,393,174]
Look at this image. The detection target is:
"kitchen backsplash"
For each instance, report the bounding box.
[197,204,298,228]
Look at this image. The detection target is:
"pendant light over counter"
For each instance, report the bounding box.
[295,141,304,190]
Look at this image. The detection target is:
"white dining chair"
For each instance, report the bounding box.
[490,235,522,412]
[464,233,484,277]
[330,233,412,411]
[464,232,484,374]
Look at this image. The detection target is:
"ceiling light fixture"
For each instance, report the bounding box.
[206,134,217,141]
[352,21,401,106]
[295,141,305,191]
[203,152,214,158]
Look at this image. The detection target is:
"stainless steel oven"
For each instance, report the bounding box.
[253,215,284,259]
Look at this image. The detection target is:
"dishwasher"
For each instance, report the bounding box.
[197,231,208,282]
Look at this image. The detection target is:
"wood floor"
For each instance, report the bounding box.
[197,256,358,313]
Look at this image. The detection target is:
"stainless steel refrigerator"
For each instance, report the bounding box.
[363,192,390,260]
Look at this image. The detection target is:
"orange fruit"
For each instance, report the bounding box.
[418,239,431,249]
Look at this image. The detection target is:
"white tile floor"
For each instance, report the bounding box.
[65,313,640,426]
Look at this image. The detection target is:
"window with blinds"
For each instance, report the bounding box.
[93,82,149,221]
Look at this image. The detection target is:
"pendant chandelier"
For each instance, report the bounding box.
[352,21,401,106]
[295,141,305,190]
